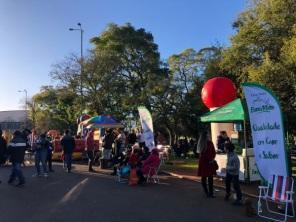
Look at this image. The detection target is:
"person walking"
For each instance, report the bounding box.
[46,135,54,172]
[85,129,95,172]
[224,142,242,205]
[7,131,27,187]
[197,131,216,198]
[33,133,50,177]
[61,130,75,173]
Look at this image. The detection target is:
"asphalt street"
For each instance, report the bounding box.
[0,163,262,222]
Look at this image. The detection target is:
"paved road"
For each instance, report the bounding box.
[0,163,261,222]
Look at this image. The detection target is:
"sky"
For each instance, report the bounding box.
[0,0,247,111]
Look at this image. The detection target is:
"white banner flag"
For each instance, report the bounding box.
[242,83,288,182]
[138,106,155,150]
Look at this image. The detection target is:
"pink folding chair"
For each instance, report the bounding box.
[146,162,161,184]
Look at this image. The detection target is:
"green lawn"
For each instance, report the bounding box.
[162,157,198,172]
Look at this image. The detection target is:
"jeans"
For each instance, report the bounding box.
[225,173,242,200]
[64,153,72,171]
[102,149,112,159]
[35,149,48,174]
[9,162,25,184]
[87,150,94,170]
[201,176,213,196]
[47,150,53,171]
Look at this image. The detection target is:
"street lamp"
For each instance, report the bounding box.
[69,22,84,115]
[18,89,28,110]
[18,89,28,128]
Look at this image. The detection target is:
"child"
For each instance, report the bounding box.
[224,142,242,205]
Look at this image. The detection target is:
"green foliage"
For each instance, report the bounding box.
[30,86,78,132]
[221,0,296,131]
[91,23,168,113]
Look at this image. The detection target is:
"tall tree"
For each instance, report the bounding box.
[31,86,78,132]
[91,23,168,112]
[221,0,296,131]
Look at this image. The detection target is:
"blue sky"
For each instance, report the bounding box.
[0,0,247,110]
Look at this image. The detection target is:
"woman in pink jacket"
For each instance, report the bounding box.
[138,148,161,184]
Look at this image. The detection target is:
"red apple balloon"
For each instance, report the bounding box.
[201,77,237,109]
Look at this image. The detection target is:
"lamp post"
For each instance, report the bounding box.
[18,89,28,110]
[69,22,84,115]
[18,89,28,128]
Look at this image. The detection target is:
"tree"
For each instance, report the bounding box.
[220,0,296,131]
[30,86,79,132]
[153,48,214,141]
[91,23,168,113]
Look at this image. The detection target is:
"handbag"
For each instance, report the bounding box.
[210,160,219,171]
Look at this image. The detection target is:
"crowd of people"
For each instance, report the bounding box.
[0,127,244,207]
[0,127,163,187]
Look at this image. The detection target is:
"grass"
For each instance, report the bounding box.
[161,156,198,172]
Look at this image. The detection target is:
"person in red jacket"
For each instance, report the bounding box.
[141,148,160,175]
[137,148,161,184]
[197,131,216,198]
[85,129,95,172]
[128,148,140,168]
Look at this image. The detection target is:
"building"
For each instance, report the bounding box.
[0,110,28,131]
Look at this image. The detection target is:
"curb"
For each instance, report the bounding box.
[162,170,258,199]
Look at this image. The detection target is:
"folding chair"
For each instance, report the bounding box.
[258,175,295,222]
[146,163,161,184]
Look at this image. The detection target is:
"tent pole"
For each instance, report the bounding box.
[244,120,250,183]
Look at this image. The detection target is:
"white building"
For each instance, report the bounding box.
[0,110,28,131]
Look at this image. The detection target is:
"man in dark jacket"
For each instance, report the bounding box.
[61,129,75,173]
[102,129,115,159]
[7,130,27,187]
[217,131,230,153]
[0,129,7,166]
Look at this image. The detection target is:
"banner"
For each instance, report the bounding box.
[138,106,155,150]
[242,83,288,182]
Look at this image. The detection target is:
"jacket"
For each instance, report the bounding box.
[226,152,240,175]
[128,154,139,168]
[0,137,7,162]
[217,136,230,151]
[8,136,27,163]
[61,135,75,154]
[141,149,161,175]
[35,137,50,151]
[103,133,114,150]
[197,141,216,177]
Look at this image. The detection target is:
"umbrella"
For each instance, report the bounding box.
[80,115,123,129]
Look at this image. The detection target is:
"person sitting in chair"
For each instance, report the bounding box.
[137,148,161,184]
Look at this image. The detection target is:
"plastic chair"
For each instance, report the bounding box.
[146,163,161,184]
[258,175,295,222]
